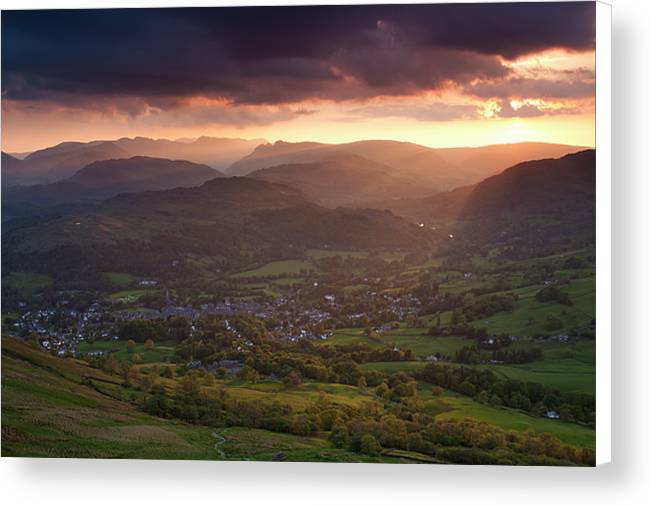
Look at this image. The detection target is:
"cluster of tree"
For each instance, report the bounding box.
[413,272,439,302]
[241,347,419,393]
[454,293,518,323]
[117,316,191,343]
[562,256,589,269]
[314,255,404,280]
[137,370,592,466]
[535,286,573,306]
[417,363,595,426]
[453,345,543,365]
[419,292,463,316]
[427,322,488,340]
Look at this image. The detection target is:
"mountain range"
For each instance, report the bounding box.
[2,157,223,220]
[249,153,432,206]
[1,136,264,185]
[2,176,432,280]
[373,150,596,248]
[2,148,595,281]
[227,139,587,193]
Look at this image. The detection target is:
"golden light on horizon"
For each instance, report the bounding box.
[1,46,596,154]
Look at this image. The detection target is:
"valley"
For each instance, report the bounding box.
[1,139,596,465]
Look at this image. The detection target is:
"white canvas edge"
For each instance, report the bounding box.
[0,0,609,470]
[595,0,612,466]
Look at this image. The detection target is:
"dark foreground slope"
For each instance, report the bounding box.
[0,336,395,462]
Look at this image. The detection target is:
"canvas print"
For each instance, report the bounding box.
[1,3,597,465]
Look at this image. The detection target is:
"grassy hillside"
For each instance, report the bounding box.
[0,337,395,462]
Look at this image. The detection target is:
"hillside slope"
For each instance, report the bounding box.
[2,177,434,280]
[1,336,387,461]
[249,153,431,206]
[2,157,223,219]
[371,150,596,246]
[1,152,25,186]
[228,140,587,193]
[5,136,264,186]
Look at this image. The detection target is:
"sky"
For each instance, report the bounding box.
[1,3,596,153]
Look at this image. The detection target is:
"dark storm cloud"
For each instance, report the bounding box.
[1,3,595,108]
[467,76,595,100]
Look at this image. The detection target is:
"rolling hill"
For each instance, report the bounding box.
[1,152,27,186]
[249,153,432,206]
[68,156,223,191]
[2,157,224,220]
[372,150,596,246]
[3,136,265,185]
[17,141,129,183]
[110,136,266,169]
[2,176,434,280]
[2,335,390,462]
[227,139,587,193]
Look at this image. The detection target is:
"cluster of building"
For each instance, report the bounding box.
[10,303,117,356]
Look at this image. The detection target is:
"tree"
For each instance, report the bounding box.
[126,339,137,353]
[431,386,444,396]
[168,316,191,342]
[357,376,367,389]
[137,373,154,392]
[237,365,261,384]
[476,390,490,404]
[282,370,302,388]
[329,424,350,448]
[360,434,381,456]
[458,380,476,397]
[144,338,155,350]
[375,382,389,398]
[179,376,200,396]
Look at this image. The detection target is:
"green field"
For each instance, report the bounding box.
[77,340,176,363]
[108,289,153,302]
[360,361,429,374]
[477,362,595,395]
[305,249,368,260]
[232,259,314,278]
[434,391,595,448]
[380,328,471,357]
[102,271,138,289]
[467,276,595,337]
[322,328,386,349]
[2,272,53,297]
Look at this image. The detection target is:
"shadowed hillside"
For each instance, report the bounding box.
[370,150,596,247]
[227,139,587,193]
[2,176,435,280]
[249,153,433,206]
[2,136,265,186]
[2,157,224,221]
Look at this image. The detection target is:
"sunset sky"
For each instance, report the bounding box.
[1,3,595,153]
